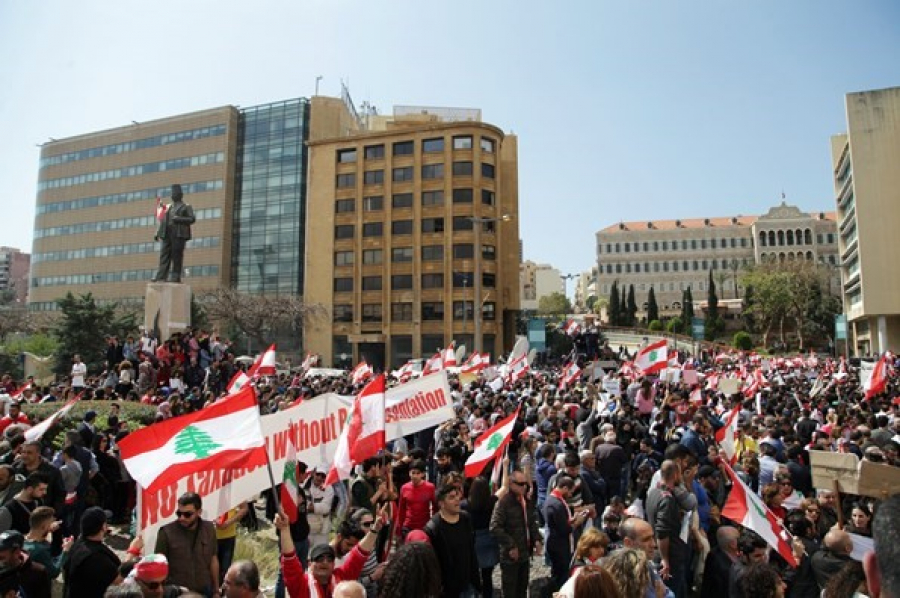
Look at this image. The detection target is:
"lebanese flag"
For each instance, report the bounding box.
[715,406,741,465]
[721,462,798,567]
[255,344,278,376]
[461,352,490,374]
[226,370,251,395]
[634,340,668,375]
[245,353,263,379]
[25,394,81,441]
[325,375,386,485]
[422,353,444,376]
[443,342,457,368]
[564,319,581,337]
[689,387,703,405]
[506,354,529,384]
[464,408,518,477]
[863,354,890,400]
[155,196,168,222]
[301,352,317,371]
[280,425,301,524]
[559,362,582,390]
[350,360,373,385]
[391,361,415,382]
[705,373,719,391]
[119,385,266,492]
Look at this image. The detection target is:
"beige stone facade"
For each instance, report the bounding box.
[831,86,900,355]
[31,107,239,309]
[304,104,520,369]
[595,204,838,318]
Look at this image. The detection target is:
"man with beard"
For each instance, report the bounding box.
[154,492,219,596]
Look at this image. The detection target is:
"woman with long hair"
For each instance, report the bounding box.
[823,560,869,598]
[762,483,786,522]
[845,502,873,537]
[378,542,442,598]
[573,564,624,598]
[604,547,651,598]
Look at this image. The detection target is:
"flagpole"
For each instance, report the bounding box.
[264,448,282,515]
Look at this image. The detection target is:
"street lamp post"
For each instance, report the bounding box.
[470,213,511,354]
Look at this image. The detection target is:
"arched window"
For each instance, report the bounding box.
[804,229,812,244]
[777,230,785,246]
[796,229,803,245]
[768,231,776,246]
[806,251,813,260]
[759,231,767,247]
[786,230,794,245]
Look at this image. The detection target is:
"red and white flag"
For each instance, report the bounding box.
[301,352,317,371]
[255,344,278,376]
[325,375,386,485]
[564,319,581,337]
[689,387,703,405]
[155,196,168,222]
[9,384,31,400]
[559,362,582,390]
[422,353,444,376]
[634,340,668,376]
[442,342,458,368]
[715,406,741,465]
[25,394,81,441]
[462,352,491,374]
[464,408,518,477]
[350,360,374,385]
[863,354,890,400]
[226,370,251,395]
[280,423,301,524]
[506,354,530,384]
[119,385,266,492]
[721,462,798,567]
[391,361,416,383]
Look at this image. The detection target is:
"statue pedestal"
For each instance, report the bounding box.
[145,282,191,341]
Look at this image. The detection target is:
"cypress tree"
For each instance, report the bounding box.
[647,287,659,324]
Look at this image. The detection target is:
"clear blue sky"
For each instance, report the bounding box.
[2,1,898,281]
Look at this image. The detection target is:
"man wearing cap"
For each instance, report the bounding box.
[0,529,51,598]
[122,554,189,597]
[274,503,382,598]
[155,492,219,597]
[63,506,142,598]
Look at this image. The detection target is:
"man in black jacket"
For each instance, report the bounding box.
[700,526,739,598]
[490,469,542,598]
[63,507,141,598]
[542,475,589,594]
[425,484,481,598]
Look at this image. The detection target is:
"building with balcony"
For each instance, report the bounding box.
[0,247,30,304]
[831,86,900,355]
[595,202,838,318]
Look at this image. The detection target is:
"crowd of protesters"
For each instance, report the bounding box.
[0,326,898,598]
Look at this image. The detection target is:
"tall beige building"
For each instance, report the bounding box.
[595,203,838,317]
[831,86,900,355]
[304,104,521,369]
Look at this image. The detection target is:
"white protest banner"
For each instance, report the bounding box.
[682,369,699,386]
[602,379,621,396]
[138,371,454,550]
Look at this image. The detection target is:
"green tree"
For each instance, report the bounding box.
[667,316,684,334]
[626,285,638,327]
[609,281,620,326]
[682,287,695,324]
[648,320,663,332]
[741,266,792,348]
[705,270,719,341]
[585,295,598,313]
[537,292,572,316]
[733,331,753,350]
[647,287,659,324]
[53,293,137,378]
[620,286,627,326]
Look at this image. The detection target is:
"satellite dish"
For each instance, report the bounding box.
[455,344,466,363]
[527,348,537,366]
[510,337,529,361]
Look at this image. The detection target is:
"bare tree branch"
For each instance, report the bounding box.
[200,289,326,346]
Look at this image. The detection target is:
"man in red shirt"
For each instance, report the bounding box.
[395,459,437,539]
[0,403,30,437]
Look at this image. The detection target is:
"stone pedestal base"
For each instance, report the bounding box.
[145,282,191,341]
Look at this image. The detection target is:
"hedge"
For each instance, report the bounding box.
[18,401,158,450]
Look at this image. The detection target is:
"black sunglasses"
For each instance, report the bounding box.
[176,510,197,519]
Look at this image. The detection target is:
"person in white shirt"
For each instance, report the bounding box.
[71,355,87,391]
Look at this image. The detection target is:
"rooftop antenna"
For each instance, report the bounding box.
[315,75,323,96]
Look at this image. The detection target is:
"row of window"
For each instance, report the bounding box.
[32,265,219,288]
[30,296,146,312]
[335,244,495,265]
[38,152,225,191]
[333,272,495,292]
[603,281,709,294]
[602,257,751,275]
[601,237,751,254]
[36,180,224,215]
[336,136,496,164]
[40,124,227,168]
[334,301,497,322]
[336,163,494,188]
[32,237,220,264]
[34,208,222,239]
[757,230,835,247]
[335,217,500,239]
[336,189,495,213]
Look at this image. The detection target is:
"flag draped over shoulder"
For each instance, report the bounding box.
[325,375,386,485]
[119,385,266,492]
[464,408,518,477]
[721,462,798,567]
[25,394,81,442]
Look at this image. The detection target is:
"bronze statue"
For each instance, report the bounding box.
[152,184,195,283]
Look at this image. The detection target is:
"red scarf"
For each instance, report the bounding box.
[550,488,573,522]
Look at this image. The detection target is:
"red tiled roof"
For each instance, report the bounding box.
[599,211,836,234]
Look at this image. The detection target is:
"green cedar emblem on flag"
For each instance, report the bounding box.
[649,350,658,361]
[486,432,504,451]
[173,425,223,459]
